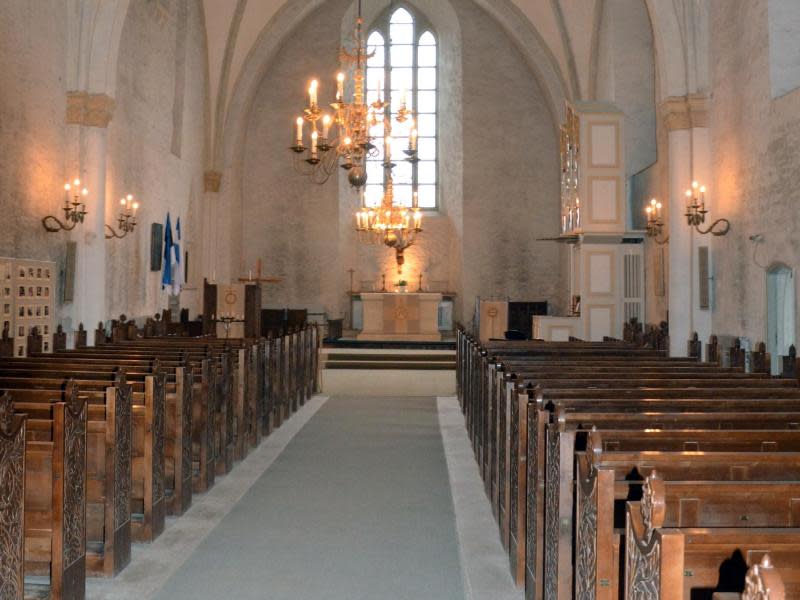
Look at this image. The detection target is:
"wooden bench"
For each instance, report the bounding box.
[0,392,26,599]
[576,430,800,599]
[0,370,165,545]
[625,472,800,599]
[4,384,88,600]
[457,332,794,596]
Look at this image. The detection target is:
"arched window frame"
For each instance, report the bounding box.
[365,4,438,211]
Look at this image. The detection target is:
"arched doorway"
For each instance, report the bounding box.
[767,264,796,374]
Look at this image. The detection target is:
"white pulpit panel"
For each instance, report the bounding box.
[587,305,615,341]
[588,122,620,168]
[588,177,620,223]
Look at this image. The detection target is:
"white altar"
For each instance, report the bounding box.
[357,292,443,341]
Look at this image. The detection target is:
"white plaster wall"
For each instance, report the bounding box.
[238,0,563,325]
[594,0,662,325]
[0,0,70,303]
[594,0,657,178]
[708,0,800,344]
[457,0,565,320]
[106,0,208,322]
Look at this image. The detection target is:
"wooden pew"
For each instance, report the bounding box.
[45,346,229,484]
[0,358,193,517]
[458,339,800,596]
[523,392,800,600]
[0,371,164,545]
[10,384,88,600]
[576,430,800,599]
[0,392,26,599]
[625,472,800,600]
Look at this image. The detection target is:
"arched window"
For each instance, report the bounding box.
[365,7,437,209]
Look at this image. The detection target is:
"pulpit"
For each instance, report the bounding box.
[357,292,442,341]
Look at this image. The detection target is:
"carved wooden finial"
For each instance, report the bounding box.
[758,341,767,354]
[710,334,718,344]
[152,358,161,375]
[65,379,83,415]
[743,554,785,600]
[114,368,127,387]
[790,345,797,359]
[119,314,127,323]
[692,331,698,341]
[78,323,85,332]
[1,322,9,340]
[0,392,15,437]
[586,427,602,475]
[57,324,63,334]
[154,313,162,322]
[98,321,104,330]
[640,470,666,542]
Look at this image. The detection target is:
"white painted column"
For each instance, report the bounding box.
[202,171,223,284]
[74,126,109,338]
[663,95,711,358]
[690,126,712,354]
[667,128,692,357]
[64,92,115,343]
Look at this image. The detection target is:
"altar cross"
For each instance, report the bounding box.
[238,259,283,284]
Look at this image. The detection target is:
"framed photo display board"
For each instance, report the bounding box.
[1,257,57,356]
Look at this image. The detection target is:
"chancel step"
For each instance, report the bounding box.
[320,348,455,396]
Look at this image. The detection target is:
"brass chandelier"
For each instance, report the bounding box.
[355,148,422,274]
[289,0,410,188]
[291,0,424,273]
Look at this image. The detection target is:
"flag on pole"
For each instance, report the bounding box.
[161,212,174,290]
[171,217,183,295]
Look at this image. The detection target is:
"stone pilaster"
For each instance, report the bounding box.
[660,94,712,357]
[658,93,708,131]
[66,92,116,128]
[65,92,115,341]
[204,170,222,192]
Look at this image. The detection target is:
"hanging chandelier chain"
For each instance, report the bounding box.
[289,3,425,273]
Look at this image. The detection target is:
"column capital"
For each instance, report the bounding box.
[204,171,222,193]
[66,92,116,128]
[658,94,708,130]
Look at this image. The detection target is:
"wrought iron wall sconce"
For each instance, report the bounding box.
[105,194,140,240]
[684,181,730,236]
[42,179,88,233]
[645,198,669,245]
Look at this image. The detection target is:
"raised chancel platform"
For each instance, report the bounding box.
[320,345,456,397]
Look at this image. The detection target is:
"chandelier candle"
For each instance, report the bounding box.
[295,117,303,147]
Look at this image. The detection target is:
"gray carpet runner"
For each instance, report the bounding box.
[153,396,465,600]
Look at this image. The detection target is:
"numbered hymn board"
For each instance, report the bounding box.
[1,257,56,356]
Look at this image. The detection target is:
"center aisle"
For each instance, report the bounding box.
[153,396,466,600]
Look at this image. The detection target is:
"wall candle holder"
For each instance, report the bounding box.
[645,198,669,245]
[105,194,140,240]
[685,181,730,236]
[42,179,88,233]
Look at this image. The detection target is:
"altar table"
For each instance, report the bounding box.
[357,292,443,341]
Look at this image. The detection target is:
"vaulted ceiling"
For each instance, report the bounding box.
[201,0,607,162]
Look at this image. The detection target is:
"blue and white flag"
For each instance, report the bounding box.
[171,217,183,295]
[161,212,174,290]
